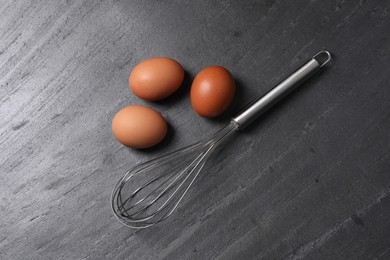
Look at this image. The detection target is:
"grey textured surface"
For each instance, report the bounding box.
[1,0,390,259]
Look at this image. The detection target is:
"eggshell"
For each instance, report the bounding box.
[129,57,184,101]
[112,105,167,149]
[190,66,235,118]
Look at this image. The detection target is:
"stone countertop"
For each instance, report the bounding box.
[1,0,390,259]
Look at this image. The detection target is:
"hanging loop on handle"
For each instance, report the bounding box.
[313,50,332,68]
[232,51,332,129]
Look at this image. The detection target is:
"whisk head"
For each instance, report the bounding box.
[111,121,238,228]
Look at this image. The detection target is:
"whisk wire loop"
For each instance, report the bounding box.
[111,121,238,228]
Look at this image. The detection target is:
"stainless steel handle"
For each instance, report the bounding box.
[232,51,331,128]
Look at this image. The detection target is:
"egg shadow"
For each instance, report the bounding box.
[202,77,251,125]
[126,70,194,155]
[125,121,176,155]
[150,70,194,108]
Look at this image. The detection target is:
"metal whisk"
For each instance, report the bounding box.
[112,51,332,228]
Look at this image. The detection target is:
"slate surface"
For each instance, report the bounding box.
[1,0,390,259]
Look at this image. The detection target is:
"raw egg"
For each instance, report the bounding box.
[190,66,236,118]
[129,57,184,101]
[112,105,167,149]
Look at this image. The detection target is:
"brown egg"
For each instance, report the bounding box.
[129,57,184,101]
[112,105,167,149]
[190,66,236,118]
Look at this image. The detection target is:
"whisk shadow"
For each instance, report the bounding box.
[238,65,332,135]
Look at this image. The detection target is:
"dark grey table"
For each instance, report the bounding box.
[1,0,390,259]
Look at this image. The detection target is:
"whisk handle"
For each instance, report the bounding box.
[232,51,331,129]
